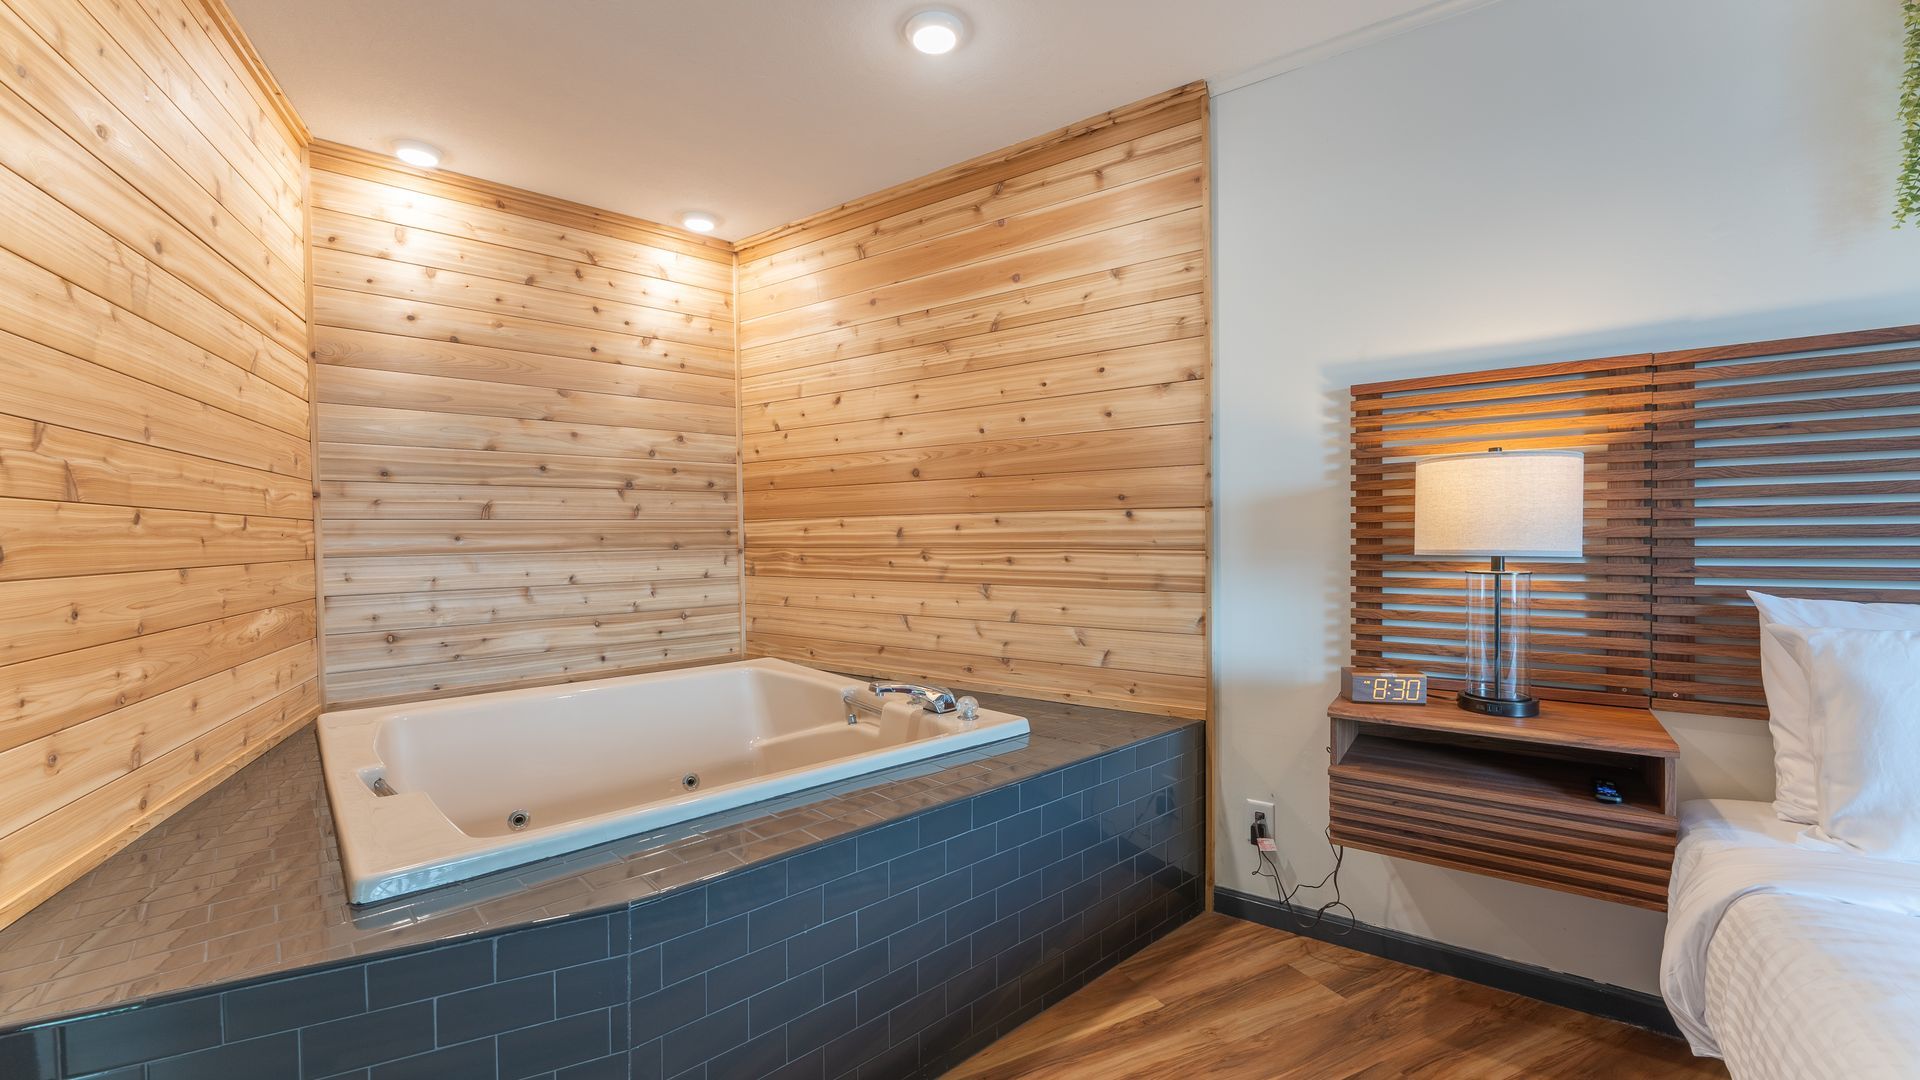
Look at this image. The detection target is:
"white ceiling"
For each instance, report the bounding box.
[229,0,1482,240]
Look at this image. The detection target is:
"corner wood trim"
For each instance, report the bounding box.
[197,0,309,147]
[1212,887,1682,1038]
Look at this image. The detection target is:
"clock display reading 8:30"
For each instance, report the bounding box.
[1341,668,1427,705]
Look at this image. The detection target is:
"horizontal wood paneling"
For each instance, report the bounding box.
[311,285,733,380]
[0,327,312,476]
[0,643,314,839]
[318,520,737,557]
[312,206,733,322]
[1326,697,1677,910]
[313,246,731,352]
[751,634,1204,718]
[0,561,314,665]
[308,144,742,706]
[0,0,315,931]
[0,677,318,929]
[0,0,303,309]
[0,416,312,518]
[314,443,736,489]
[0,603,315,752]
[1350,354,1656,707]
[306,142,732,275]
[744,576,1205,634]
[739,209,1203,351]
[1350,323,1920,719]
[322,577,739,633]
[737,83,1204,261]
[324,550,737,596]
[737,119,1203,294]
[738,85,1211,719]
[737,251,1206,380]
[313,325,737,410]
[0,499,313,579]
[1648,327,1920,717]
[323,637,739,707]
[316,482,736,520]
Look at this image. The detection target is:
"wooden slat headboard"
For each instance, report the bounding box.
[1351,324,1920,718]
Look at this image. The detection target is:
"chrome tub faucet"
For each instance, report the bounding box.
[870,682,958,714]
[843,682,980,723]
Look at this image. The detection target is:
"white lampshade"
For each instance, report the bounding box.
[1413,449,1585,558]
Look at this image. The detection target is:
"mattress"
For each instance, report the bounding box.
[1662,799,1920,1079]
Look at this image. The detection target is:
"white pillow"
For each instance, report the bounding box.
[1748,591,1920,824]
[1767,624,1920,861]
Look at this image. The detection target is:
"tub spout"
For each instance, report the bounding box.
[870,682,958,714]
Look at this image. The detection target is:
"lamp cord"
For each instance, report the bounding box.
[1489,555,1504,700]
[1250,825,1354,936]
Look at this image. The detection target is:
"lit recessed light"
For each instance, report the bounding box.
[903,10,965,54]
[680,212,718,234]
[393,139,440,169]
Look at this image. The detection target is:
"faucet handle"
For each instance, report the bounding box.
[956,696,978,722]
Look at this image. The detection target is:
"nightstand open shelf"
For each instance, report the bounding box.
[1328,695,1679,910]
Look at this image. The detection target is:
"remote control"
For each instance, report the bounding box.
[1591,778,1623,805]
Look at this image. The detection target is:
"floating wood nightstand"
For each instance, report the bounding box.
[1328,695,1679,911]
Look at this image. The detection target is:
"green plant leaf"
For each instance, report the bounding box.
[1898,0,1920,226]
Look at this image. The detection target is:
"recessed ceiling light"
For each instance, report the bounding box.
[680,212,718,234]
[903,10,965,55]
[393,139,440,169]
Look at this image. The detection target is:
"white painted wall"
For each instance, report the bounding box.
[1211,0,1919,994]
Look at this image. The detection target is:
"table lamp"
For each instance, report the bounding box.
[1413,447,1585,718]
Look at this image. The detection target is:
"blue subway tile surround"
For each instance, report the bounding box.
[0,706,1199,1079]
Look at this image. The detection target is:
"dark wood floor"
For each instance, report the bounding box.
[948,913,1729,1079]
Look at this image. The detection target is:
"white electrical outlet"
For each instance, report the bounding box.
[1245,797,1275,845]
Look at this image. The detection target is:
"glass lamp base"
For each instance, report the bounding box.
[1457,691,1539,719]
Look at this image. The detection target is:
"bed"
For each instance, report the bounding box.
[1661,799,1920,1079]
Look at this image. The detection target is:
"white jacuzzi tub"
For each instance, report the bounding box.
[317,658,1029,903]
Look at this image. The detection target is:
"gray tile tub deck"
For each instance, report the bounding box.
[0,683,1204,1078]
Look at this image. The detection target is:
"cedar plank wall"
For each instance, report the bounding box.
[735,84,1213,719]
[0,0,315,929]
[306,143,745,707]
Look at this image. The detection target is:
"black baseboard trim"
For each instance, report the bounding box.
[1213,887,1682,1038]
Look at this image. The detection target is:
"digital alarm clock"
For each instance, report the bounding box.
[1342,667,1428,705]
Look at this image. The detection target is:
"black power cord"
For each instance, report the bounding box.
[1250,820,1355,936]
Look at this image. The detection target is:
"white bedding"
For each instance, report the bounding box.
[1662,799,1920,1079]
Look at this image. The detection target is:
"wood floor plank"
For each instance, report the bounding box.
[946,913,1727,1080]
